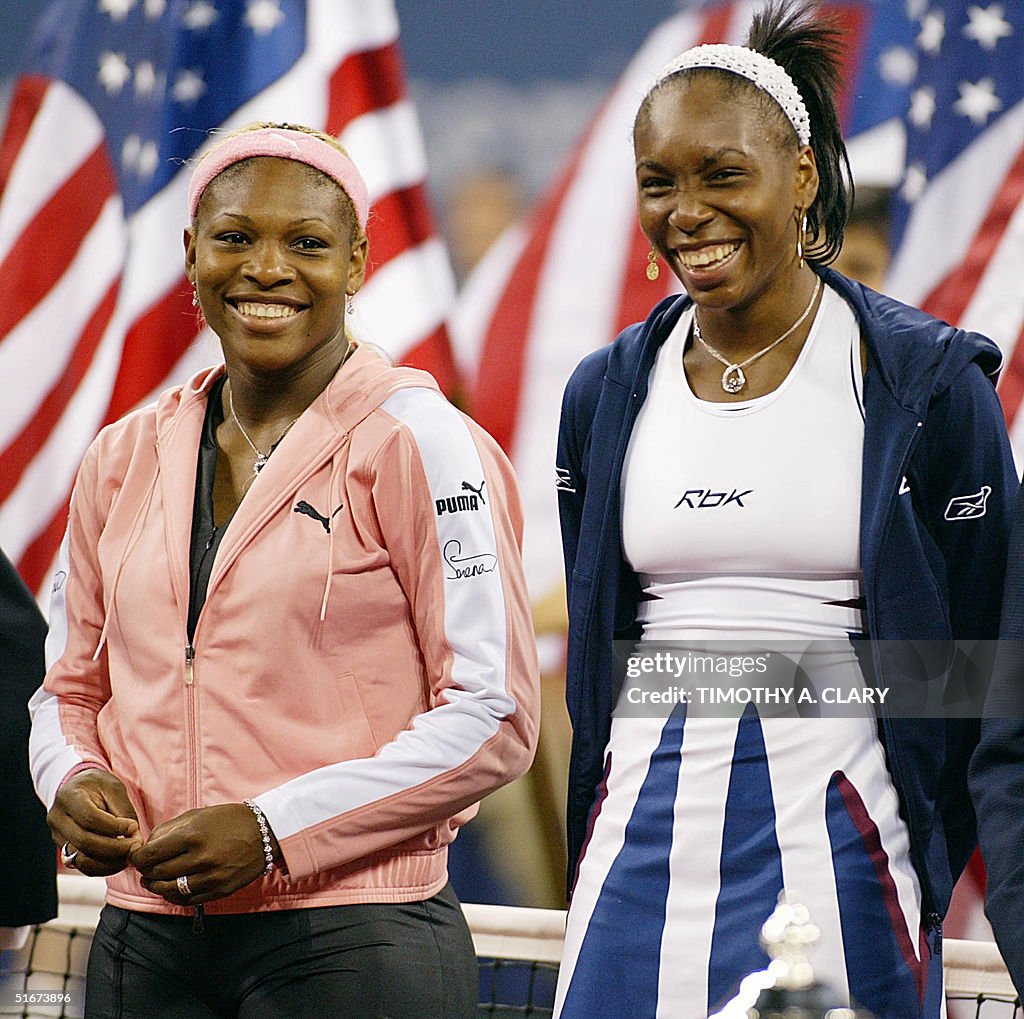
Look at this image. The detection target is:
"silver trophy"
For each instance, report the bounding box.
[709,891,876,1019]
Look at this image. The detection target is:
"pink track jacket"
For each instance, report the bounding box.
[29,345,540,915]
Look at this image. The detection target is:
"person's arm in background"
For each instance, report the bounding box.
[0,547,56,949]
[970,474,1024,1000]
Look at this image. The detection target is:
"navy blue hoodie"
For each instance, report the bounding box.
[556,267,1018,975]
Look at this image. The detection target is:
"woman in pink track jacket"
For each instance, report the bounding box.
[29,122,540,1019]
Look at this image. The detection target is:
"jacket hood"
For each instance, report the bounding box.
[126,344,446,632]
[606,267,1004,418]
[818,266,1004,413]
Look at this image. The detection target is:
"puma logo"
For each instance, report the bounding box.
[436,480,488,517]
[294,500,344,533]
[461,480,486,504]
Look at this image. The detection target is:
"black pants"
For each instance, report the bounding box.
[85,883,477,1018]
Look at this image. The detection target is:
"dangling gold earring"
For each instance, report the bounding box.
[646,246,660,281]
[796,211,807,268]
[190,281,205,326]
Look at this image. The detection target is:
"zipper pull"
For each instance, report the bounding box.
[185,644,195,686]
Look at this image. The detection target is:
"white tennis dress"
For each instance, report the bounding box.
[554,287,942,1019]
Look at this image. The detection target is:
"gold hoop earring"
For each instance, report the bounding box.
[646,246,660,282]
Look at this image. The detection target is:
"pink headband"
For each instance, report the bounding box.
[187,127,370,229]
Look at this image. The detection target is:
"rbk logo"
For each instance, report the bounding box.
[944,485,991,521]
[294,500,344,533]
[674,488,752,509]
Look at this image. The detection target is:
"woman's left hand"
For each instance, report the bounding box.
[130,803,278,906]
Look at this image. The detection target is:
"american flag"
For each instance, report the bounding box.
[888,0,1024,457]
[0,0,457,597]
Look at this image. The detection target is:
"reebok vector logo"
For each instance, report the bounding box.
[555,467,576,493]
[674,488,752,509]
[944,485,991,521]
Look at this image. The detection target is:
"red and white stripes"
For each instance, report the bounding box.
[887,97,1024,454]
[0,0,456,596]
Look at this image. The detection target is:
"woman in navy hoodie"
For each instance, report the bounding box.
[552,2,1019,1016]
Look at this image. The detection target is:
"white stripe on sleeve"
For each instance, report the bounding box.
[28,684,85,809]
[28,529,82,808]
[257,388,516,840]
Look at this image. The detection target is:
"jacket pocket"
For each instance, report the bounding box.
[329,672,378,760]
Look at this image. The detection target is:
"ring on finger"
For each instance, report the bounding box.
[176,874,192,897]
[60,842,79,868]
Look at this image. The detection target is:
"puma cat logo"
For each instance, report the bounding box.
[294,500,344,533]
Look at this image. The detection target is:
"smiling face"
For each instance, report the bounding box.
[185,156,367,379]
[634,72,818,320]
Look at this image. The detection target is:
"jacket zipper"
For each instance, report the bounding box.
[183,642,204,932]
[184,643,199,810]
[871,419,943,915]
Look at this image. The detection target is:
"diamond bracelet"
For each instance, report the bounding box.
[243,798,276,875]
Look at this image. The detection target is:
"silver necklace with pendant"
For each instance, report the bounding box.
[228,388,299,477]
[692,276,822,394]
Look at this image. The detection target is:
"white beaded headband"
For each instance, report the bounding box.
[654,43,811,146]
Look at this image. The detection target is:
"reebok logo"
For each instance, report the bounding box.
[555,467,576,493]
[944,485,991,521]
[674,488,752,509]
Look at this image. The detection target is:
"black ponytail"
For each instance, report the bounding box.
[745,0,853,263]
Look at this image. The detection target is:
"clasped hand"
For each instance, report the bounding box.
[49,770,272,905]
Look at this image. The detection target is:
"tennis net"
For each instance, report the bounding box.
[1,876,1017,1018]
